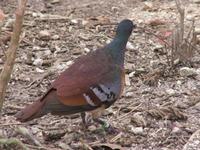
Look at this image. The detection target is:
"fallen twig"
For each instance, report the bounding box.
[0,138,28,150]
[25,144,48,150]
[34,14,70,21]
[16,126,42,147]
[111,103,142,121]
[80,140,93,150]
[24,70,54,89]
[0,122,25,126]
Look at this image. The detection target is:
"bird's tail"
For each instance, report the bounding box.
[15,98,46,122]
[15,89,54,122]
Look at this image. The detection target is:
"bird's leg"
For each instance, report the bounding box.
[81,112,87,128]
[91,106,109,128]
[81,106,118,133]
[93,118,110,128]
[90,106,118,133]
[80,112,93,128]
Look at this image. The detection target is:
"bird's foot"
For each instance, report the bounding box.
[80,112,118,134]
[93,118,118,134]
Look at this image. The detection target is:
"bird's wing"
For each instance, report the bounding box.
[52,49,124,107]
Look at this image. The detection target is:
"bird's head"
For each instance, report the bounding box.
[116,19,136,38]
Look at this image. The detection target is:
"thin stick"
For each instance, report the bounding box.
[111,103,142,121]
[175,0,185,42]
[0,0,27,111]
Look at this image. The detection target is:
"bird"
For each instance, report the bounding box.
[15,19,136,126]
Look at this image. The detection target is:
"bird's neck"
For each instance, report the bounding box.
[105,36,128,67]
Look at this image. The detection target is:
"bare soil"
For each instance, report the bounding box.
[1,0,200,149]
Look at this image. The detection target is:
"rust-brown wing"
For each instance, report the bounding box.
[52,49,114,97]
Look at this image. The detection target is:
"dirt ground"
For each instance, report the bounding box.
[1,0,200,149]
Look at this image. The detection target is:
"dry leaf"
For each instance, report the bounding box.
[148,106,187,120]
[131,113,147,127]
[86,15,111,28]
[89,16,111,24]
[91,143,128,150]
[148,19,166,26]
[142,68,164,86]
[157,30,172,45]
[0,9,5,22]
[0,31,12,44]
[42,130,66,141]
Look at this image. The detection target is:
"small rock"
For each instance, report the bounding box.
[57,64,66,70]
[196,68,200,74]
[130,126,144,135]
[125,74,131,86]
[58,142,72,150]
[4,18,15,28]
[51,0,60,4]
[131,113,147,127]
[71,19,78,24]
[44,50,51,56]
[54,45,61,52]
[141,87,152,94]
[68,26,73,32]
[78,33,90,40]
[126,41,134,50]
[166,88,175,95]
[56,61,73,71]
[88,125,97,132]
[191,56,200,63]
[194,0,200,4]
[33,58,43,66]
[187,7,195,13]
[66,60,73,66]
[186,14,196,20]
[32,12,38,17]
[52,35,60,40]
[104,108,115,115]
[172,126,181,134]
[150,60,160,69]
[176,80,182,85]
[81,20,89,26]
[106,39,111,44]
[39,30,51,40]
[179,67,197,77]
[33,46,40,51]
[111,6,119,12]
[173,58,180,65]
[84,48,90,53]
[31,126,41,134]
[125,91,134,97]
[129,71,135,78]
[142,1,153,11]
[195,27,200,34]
[35,67,44,73]
[25,77,31,81]
[63,133,75,144]
[134,68,147,76]
[125,63,134,73]
[153,44,164,51]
